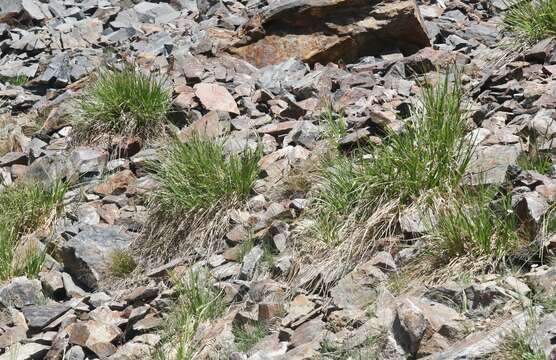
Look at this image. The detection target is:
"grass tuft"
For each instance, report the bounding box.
[303,71,470,254]
[320,106,348,143]
[137,136,261,263]
[0,181,67,281]
[153,136,261,214]
[153,269,226,360]
[432,187,520,260]
[232,321,267,352]
[107,249,137,277]
[503,0,556,44]
[0,75,29,86]
[76,66,171,141]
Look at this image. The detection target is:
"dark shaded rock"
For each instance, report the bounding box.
[22,303,70,331]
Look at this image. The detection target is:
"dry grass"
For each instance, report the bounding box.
[292,71,470,290]
[135,136,261,264]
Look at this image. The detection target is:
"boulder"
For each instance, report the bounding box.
[60,225,133,290]
[229,0,430,67]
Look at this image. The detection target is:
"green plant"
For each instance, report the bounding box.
[153,136,262,214]
[0,75,28,86]
[232,321,267,352]
[518,132,552,174]
[321,106,348,142]
[77,66,171,140]
[433,187,520,260]
[0,181,67,280]
[153,269,226,360]
[499,316,545,360]
[316,336,380,360]
[305,71,470,249]
[107,249,137,277]
[503,0,556,44]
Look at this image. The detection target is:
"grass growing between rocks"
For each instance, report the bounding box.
[0,181,67,281]
[153,270,226,360]
[432,187,520,260]
[496,316,545,360]
[503,0,556,44]
[76,66,171,142]
[298,71,471,274]
[0,75,28,86]
[107,249,137,278]
[137,136,262,261]
[232,321,268,352]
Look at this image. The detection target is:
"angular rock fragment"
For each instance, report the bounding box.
[229,0,430,67]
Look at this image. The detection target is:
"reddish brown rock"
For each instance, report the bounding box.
[194,83,240,114]
[229,0,430,67]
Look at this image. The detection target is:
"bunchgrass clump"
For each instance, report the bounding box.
[503,0,556,44]
[77,66,171,141]
[107,249,137,277]
[232,321,267,352]
[304,71,470,252]
[432,187,520,260]
[136,136,261,261]
[153,136,261,214]
[321,106,348,143]
[0,181,67,280]
[153,270,226,360]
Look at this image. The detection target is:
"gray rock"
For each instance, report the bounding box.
[529,313,556,359]
[66,345,85,360]
[422,307,542,360]
[60,225,133,290]
[393,298,427,355]
[330,262,386,310]
[22,303,70,331]
[0,342,49,360]
[0,277,42,309]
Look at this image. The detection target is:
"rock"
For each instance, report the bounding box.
[61,273,87,298]
[369,251,397,272]
[0,342,49,360]
[0,277,42,309]
[465,144,521,184]
[65,346,85,360]
[194,83,239,114]
[93,170,136,196]
[393,298,427,355]
[330,262,386,310]
[525,265,556,296]
[230,0,430,67]
[281,294,316,327]
[289,317,326,349]
[514,191,549,227]
[529,313,556,359]
[60,225,133,290]
[39,270,65,298]
[67,320,122,358]
[464,282,512,316]
[22,303,70,331]
[422,307,542,359]
[239,246,263,280]
[0,151,28,167]
[502,276,531,297]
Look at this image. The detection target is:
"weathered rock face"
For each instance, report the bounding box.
[229,0,430,67]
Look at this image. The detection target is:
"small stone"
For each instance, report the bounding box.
[194,83,239,114]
